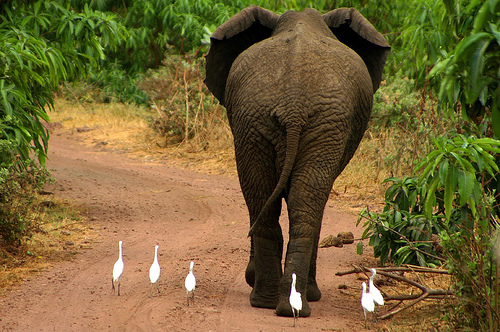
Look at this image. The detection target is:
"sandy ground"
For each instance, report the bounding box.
[0,126,381,331]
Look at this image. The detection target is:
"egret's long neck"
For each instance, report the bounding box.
[154,247,158,262]
[119,243,122,259]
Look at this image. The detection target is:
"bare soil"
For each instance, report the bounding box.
[0,126,382,331]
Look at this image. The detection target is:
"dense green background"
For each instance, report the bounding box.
[1,0,499,168]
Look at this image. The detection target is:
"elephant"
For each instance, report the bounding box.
[204,6,390,317]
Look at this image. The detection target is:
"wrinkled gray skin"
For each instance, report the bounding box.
[205,6,390,317]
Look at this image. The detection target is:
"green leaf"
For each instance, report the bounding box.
[492,91,500,137]
[444,165,454,224]
[356,241,363,255]
[457,170,475,207]
[419,151,444,181]
[438,158,449,184]
[424,176,440,218]
[489,22,500,45]
[474,1,493,31]
[416,251,427,267]
[467,35,493,95]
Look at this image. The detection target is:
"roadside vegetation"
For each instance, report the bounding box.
[1,0,499,330]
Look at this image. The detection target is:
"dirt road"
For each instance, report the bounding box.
[0,128,376,331]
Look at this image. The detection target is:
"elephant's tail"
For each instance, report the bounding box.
[248,123,301,237]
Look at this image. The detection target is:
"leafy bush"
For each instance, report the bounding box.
[361,74,458,180]
[1,0,127,246]
[139,52,228,148]
[359,134,499,262]
[0,140,50,247]
[417,133,500,329]
[440,219,499,330]
[399,0,500,137]
[429,0,500,136]
[357,176,446,267]
[89,61,149,104]
[359,133,500,330]
[0,0,127,167]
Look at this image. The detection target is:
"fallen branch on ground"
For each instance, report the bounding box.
[336,265,455,319]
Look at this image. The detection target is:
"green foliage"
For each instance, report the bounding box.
[429,0,500,135]
[416,134,500,222]
[0,140,50,246]
[399,0,500,136]
[357,176,445,267]
[89,61,149,104]
[359,133,500,329]
[398,0,460,87]
[139,52,225,146]
[440,222,500,330]
[0,0,127,168]
[1,0,127,246]
[417,135,500,331]
[367,74,457,179]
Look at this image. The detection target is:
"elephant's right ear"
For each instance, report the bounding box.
[204,6,279,106]
[323,8,391,92]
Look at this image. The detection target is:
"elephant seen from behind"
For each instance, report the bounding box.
[204,6,390,317]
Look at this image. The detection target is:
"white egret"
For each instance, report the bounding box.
[289,273,302,327]
[369,268,384,306]
[149,245,161,297]
[361,282,375,328]
[184,261,196,306]
[112,240,124,295]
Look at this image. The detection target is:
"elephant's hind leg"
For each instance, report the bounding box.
[250,233,283,308]
[245,225,283,288]
[247,195,283,308]
[233,126,284,308]
[275,237,313,317]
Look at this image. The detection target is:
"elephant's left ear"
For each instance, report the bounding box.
[323,8,391,92]
[204,6,279,106]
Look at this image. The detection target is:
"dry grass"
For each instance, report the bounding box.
[50,98,238,176]
[50,98,153,153]
[0,197,96,295]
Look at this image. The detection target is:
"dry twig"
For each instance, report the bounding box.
[336,265,455,319]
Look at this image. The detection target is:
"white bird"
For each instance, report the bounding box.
[149,244,161,297]
[289,273,302,327]
[112,240,124,295]
[184,261,196,306]
[361,282,375,328]
[369,268,384,306]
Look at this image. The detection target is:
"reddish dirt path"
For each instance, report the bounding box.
[0,128,377,331]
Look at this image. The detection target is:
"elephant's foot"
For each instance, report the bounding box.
[275,295,311,317]
[245,259,255,287]
[250,287,278,309]
[306,280,321,301]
